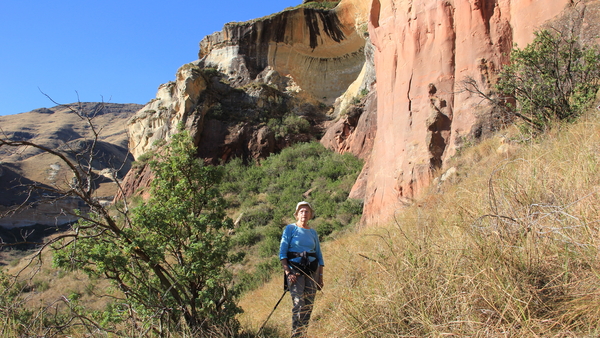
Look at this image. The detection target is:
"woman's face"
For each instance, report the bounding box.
[296,206,313,221]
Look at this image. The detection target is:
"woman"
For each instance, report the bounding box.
[279,201,324,338]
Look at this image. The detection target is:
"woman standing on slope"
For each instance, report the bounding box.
[279,201,324,338]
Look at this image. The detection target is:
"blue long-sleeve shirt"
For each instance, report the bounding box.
[279,224,325,266]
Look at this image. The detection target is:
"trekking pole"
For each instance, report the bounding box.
[257,289,287,336]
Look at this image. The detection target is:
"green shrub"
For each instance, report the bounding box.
[259,237,280,258]
[239,204,273,229]
[206,102,226,120]
[300,1,340,10]
[267,118,287,138]
[283,114,311,134]
[0,272,35,335]
[312,219,335,238]
[496,29,600,131]
[133,151,154,168]
[233,226,260,246]
[33,280,50,292]
[202,67,221,79]
[93,302,126,327]
[53,130,241,334]
[267,114,311,138]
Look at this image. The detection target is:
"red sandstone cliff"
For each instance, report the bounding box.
[359,0,583,226]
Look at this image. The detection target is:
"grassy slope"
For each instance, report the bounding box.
[4,109,600,336]
[239,110,600,337]
[4,245,115,315]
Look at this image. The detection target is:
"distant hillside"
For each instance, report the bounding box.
[0,102,142,227]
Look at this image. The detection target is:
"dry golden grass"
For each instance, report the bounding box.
[4,244,115,311]
[240,111,600,337]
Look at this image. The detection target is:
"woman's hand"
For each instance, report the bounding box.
[316,265,324,290]
[287,272,298,285]
[316,275,324,290]
[282,259,297,285]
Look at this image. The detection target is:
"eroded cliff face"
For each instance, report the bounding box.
[199,3,369,105]
[127,2,372,162]
[361,0,575,225]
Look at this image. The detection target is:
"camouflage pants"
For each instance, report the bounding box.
[289,270,318,338]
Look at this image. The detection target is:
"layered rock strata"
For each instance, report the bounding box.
[0,198,85,228]
[0,103,140,227]
[126,2,371,163]
[199,4,368,105]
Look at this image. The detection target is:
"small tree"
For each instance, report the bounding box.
[53,130,241,335]
[462,28,600,132]
[497,29,600,130]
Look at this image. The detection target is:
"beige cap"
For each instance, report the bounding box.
[294,201,314,219]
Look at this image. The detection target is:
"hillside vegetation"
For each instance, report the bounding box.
[0,139,364,337]
[240,109,600,337]
[5,112,600,336]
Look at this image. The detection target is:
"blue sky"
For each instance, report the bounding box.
[0,0,300,116]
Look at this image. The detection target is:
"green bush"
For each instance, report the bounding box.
[202,67,221,79]
[220,141,364,291]
[136,152,154,163]
[267,113,311,138]
[300,1,340,10]
[259,237,281,258]
[206,102,227,120]
[312,219,335,238]
[283,114,311,134]
[496,29,600,131]
[33,280,50,292]
[233,225,260,246]
[0,272,34,334]
[239,204,273,229]
[53,130,242,334]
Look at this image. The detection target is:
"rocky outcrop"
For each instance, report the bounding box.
[113,164,154,202]
[199,3,368,106]
[127,1,373,158]
[123,2,373,198]
[321,89,377,161]
[360,0,576,226]
[128,62,210,160]
[321,87,377,201]
[126,62,315,163]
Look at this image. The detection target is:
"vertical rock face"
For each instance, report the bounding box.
[362,0,573,226]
